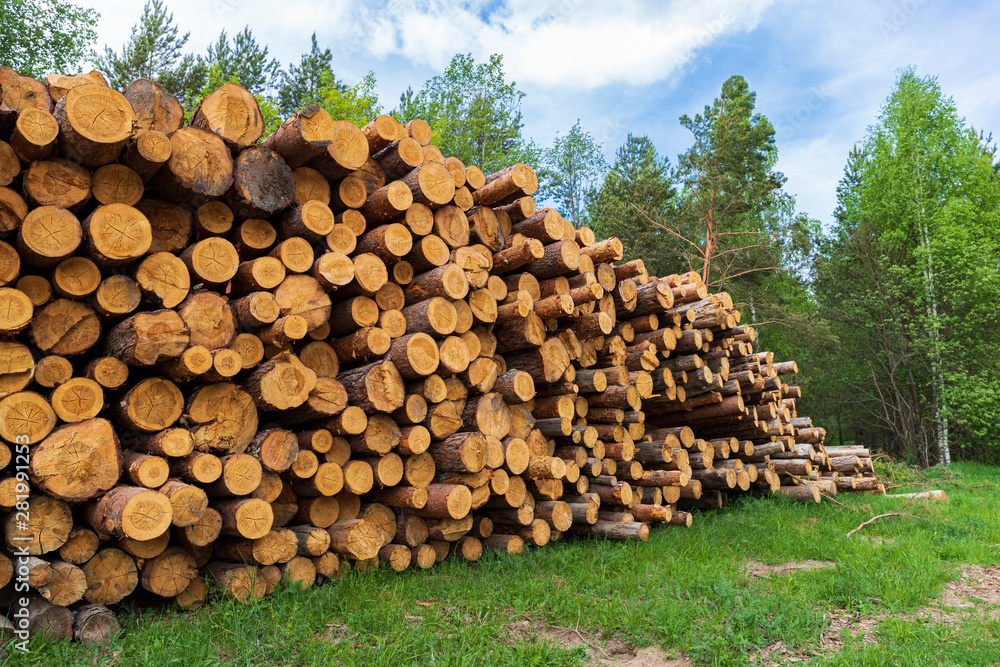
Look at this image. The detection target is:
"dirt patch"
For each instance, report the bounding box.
[753,563,1000,665]
[936,565,1000,610]
[745,560,837,577]
[505,617,692,666]
[323,622,354,644]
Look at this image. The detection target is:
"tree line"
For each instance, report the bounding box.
[5,0,999,466]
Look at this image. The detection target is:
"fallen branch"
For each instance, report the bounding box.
[847,512,922,538]
[885,490,949,502]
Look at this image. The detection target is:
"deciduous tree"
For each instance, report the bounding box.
[1,0,98,78]
[397,54,540,174]
[539,120,607,225]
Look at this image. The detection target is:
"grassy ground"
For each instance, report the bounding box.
[8,461,1000,667]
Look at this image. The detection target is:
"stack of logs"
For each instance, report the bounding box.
[0,67,880,646]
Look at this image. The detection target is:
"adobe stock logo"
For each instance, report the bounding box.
[776,85,831,141]
[876,0,929,38]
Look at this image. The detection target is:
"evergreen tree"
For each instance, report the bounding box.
[586,134,680,277]
[202,27,281,97]
[277,33,343,116]
[674,75,791,291]
[97,0,191,89]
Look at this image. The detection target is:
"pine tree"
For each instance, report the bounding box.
[586,134,680,277]
[674,75,790,290]
[96,0,193,90]
[203,27,282,96]
[277,33,343,115]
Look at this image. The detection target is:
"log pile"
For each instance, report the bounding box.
[0,66,880,645]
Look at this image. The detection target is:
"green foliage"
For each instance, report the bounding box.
[537,120,607,225]
[277,32,343,116]
[674,74,794,291]
[202,27,281,97]
[317,71,383,127]
[585,134,681,277]
[814,69,1000,464]
[0,0,98,78]
[396,53,540,174]
[95,0,196,91]
[96,13,280,118]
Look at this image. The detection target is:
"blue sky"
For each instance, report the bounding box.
[81,0,1000,227]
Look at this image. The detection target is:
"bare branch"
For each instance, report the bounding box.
[632,205,706,257]
[708,265,787,285]
[710,243,781,259]
[847,512,920,538]
[715,230,773,237]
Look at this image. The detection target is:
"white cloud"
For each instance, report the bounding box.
[81,0,779,89]
[337,0,779,89]
[76,0,1000,229]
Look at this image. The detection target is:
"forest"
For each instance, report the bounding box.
[5,0,998,467]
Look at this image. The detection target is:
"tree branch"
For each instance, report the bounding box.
[708,265,787,286]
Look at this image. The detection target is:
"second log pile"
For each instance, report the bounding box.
[0,67,881,643]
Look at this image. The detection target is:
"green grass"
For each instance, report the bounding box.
[8,462,1000,667]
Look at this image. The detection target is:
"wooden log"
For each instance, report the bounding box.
[25,596,73,641]
[86,486,172,541]
[570,520,649,541]
[21,158,91,212]
[123,78,182,134]
[231,218,277,258]
[261,104,334,167]
[326,519,382,559]
[91,163,144,206]
[72,603,121,646]
[15,206,82,271]
[10,107,58,164]
[243,351,317,411]
[428,432,488,473]
[214,497,274,539]
[79,549,137,605]
[122,130,172,182]
[245,429,300,473]
[53,84,135,167]
[191,82,263,150]
[186,382,258,455]
[777,485,821,503]
[175,576,208,609]
[402,162,456,207]
[205,562,265,602]
[140,546,197,597]
[157,479,208,528]
[338,359,405,413]
[155,127,234,204]
[472,164,535,206]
